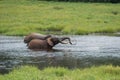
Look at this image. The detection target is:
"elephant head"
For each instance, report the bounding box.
[47,37,72,47]
[28,36,72,50]
[24,33,51,44]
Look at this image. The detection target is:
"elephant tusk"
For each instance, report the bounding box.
[60,41,68,44]
[59,37,73,45]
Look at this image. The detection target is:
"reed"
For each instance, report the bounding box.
[0,65,120,80]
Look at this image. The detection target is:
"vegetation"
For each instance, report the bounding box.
[0,65,120,80]
[0,0,120,36]
[46,0,120,3]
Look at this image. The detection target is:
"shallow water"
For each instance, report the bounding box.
[0,35,120,74]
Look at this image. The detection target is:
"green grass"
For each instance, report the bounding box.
[0,65,120,80]
[0,0,120,36]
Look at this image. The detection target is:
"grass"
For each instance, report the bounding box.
[0,0,120,36]
[0,65,120,80]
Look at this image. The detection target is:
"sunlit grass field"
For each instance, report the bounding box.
[0,65,120,80]
[0,0,120,36]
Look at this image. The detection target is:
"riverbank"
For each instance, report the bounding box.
[0,0,120,36]
[0,65,120,80]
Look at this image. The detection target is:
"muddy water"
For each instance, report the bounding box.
[0,35,120,74]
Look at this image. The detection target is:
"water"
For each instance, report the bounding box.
[0,35,120,74]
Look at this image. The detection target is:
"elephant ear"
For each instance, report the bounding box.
[47,38,54,46]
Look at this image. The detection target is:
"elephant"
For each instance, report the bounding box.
[24,33,51,45]
[28,36,72,50]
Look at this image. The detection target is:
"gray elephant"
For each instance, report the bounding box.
[28,36,72,50]
[24,33,51,45]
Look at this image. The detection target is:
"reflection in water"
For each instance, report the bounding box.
[0,35,120,74]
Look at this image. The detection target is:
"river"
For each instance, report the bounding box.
[0,35,120,74]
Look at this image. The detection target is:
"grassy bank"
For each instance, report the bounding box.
[0,65,120,80]
[0,0,120,36]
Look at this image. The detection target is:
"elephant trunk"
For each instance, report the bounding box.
[60,37,72,44]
